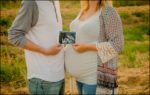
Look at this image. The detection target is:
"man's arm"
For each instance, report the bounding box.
[8,1,62,55]
[8,1,37,47]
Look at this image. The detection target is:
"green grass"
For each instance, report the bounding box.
[124,24,149,41]
[120,40,149,68]
[0,45,26,88]
[120,12,130,19]
[1,63,21,82]
[0,1,21,10]
[113,0,149,7]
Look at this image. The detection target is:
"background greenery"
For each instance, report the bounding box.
[0,0,149,94]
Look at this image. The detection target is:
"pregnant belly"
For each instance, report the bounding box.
[65,61,97,79]
[65,46,97,78]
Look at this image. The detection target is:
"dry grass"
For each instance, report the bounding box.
[116,5,149,14]
[1,9,18,18]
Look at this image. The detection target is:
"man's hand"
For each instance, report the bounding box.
[42,44,63,56]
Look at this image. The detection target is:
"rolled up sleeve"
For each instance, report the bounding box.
[96,6,124,63]
[8,1,37,48]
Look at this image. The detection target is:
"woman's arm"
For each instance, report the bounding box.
[96,6,124,63]
[73,6,124,63]
[72,43,97,53]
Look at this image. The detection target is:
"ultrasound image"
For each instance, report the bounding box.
[59,32,76,44]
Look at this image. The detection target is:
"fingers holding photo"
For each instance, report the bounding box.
[72,43,87,53]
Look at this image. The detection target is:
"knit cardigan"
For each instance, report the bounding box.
[96,5,124,90]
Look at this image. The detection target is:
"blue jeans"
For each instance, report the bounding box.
[28,78,64,95]
[76,81,96,95]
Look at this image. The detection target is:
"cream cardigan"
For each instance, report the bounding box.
[96,4,124,91]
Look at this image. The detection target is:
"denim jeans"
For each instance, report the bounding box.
[76,81,96,95]
[28,78,64,95]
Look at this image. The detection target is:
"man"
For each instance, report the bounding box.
[8,0,64,94]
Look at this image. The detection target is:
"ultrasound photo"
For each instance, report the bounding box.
[59,31,76,44]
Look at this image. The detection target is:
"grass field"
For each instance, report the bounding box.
[0,1,149,95]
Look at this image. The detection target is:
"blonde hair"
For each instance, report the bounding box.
[81,0,112,12]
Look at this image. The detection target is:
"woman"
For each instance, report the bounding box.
[65,0,124,94]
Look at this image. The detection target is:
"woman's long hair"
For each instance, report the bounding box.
[80,0,112,12]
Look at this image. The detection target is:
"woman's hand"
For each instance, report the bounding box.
[72,43,88,53]
[73,43,97,53]
[42,44,63,56]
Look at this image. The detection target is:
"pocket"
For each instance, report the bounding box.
[28,79,38,94]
